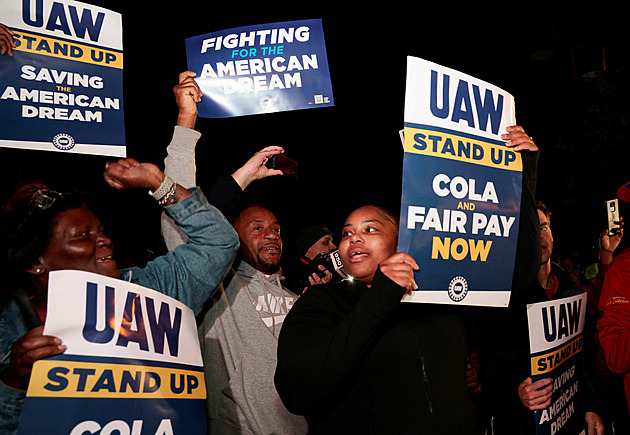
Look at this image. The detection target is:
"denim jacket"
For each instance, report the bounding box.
[0,187,239,433]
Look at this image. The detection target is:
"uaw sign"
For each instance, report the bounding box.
[399,56,521,307]
[185,19,334,117]
[0,0,125,157]
[527,293,588,435]
[17,270,206,434]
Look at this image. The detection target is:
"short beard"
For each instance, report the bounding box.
[257,258,280,274]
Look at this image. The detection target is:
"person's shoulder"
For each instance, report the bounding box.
[610,247,630,270]
[296,279,357,307]
[550,263,583,298]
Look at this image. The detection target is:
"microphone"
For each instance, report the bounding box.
[298,250,348,291]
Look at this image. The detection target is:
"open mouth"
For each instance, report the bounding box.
[261,244,280,254]
[97,255,114,263]
[348,249,369,262]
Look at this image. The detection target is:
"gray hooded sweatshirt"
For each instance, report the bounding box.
[198,259,307,434]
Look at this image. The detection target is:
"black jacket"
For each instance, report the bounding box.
[274,268,480,434]
[476,263,598,434]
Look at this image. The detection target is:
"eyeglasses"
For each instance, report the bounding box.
[30,189,64,211]
[14,189,67,233]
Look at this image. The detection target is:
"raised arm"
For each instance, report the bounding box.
[105,158,239,314]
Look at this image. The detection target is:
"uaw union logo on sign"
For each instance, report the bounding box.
[448,276,469,302]
[258,96,273,111]
[52,133,76,151]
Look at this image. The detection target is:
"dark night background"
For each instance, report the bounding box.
[1,4,629,271]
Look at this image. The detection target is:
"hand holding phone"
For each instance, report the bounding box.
[265,153,298,180]
[606,199,621,235]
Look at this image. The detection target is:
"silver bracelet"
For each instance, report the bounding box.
[148,175,175,200]
[158,183,179,207]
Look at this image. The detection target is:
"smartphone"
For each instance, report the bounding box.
[606,198,620,234]
[266,154,298,180]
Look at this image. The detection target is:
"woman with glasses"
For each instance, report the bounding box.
[0,158,239,432]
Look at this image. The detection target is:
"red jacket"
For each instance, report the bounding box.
[598,247,630,413]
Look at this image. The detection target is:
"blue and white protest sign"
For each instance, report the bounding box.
[17,270,206,434]
[0,0,125,157]
[185,19,334,118]
[527,294,588,435]
[399,56,521,307]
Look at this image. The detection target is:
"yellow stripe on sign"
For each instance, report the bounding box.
[27,359,205,399]
[13,31,123,69]
[404,126,522,172]
[530,335,584,376]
